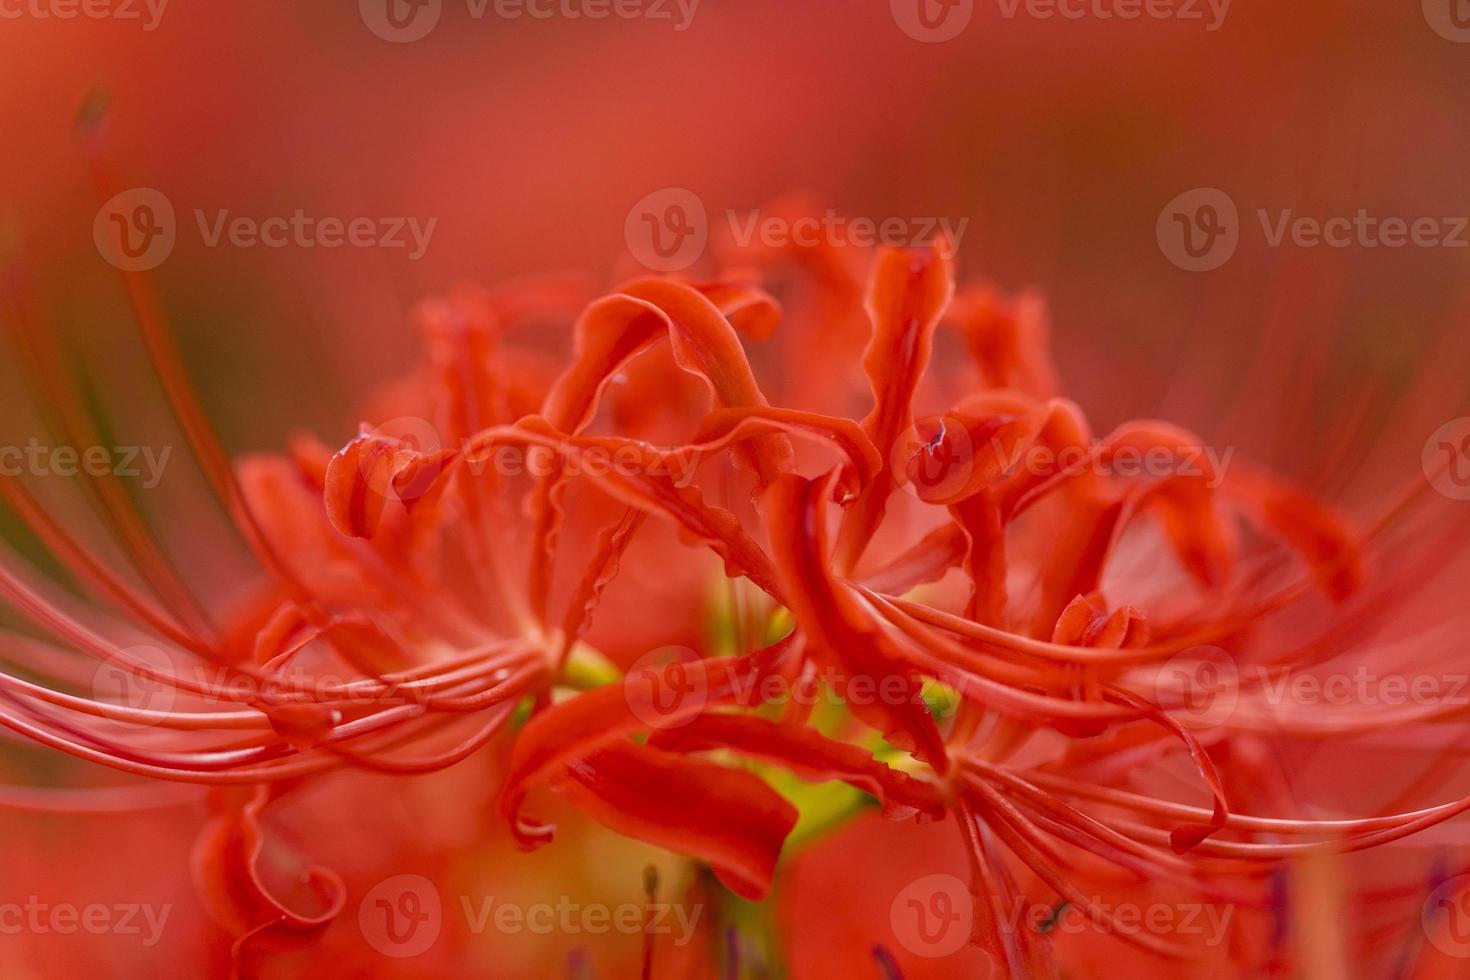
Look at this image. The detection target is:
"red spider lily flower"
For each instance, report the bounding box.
[5,156,1470,980]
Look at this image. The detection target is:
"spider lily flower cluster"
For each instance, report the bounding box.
[2,184,1469,978]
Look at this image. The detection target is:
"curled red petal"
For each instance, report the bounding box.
[836,241,957,570]
[558,740,798,901]
[558,507,647,660]
[764,472,949,773]
[691,405,883,504]
[497,637,795,846]
[531,282,790,619]
[323,431,393,539]
[648,713,945,820]
[465,420,785,599]
[692,278,783,341]
[324,428,454,540]
[947,283,1059,398]
[190,786,346,971]
[1105,686,1231,852]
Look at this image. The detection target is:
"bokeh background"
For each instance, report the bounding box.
[3,0,1468,445]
